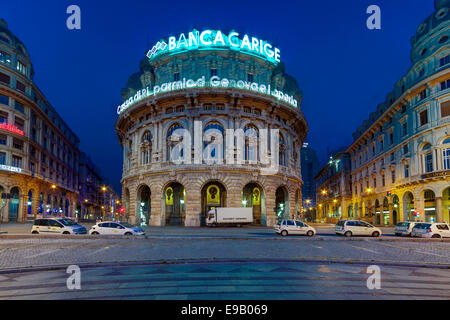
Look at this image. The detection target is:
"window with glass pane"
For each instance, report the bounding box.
[0,152,5,165]
[441,101,450,118]
[419,110,428,126]
[0,51,11,65]
[402,122,407,136]
[405,165,409,178]
[0,73,10,85]
[16,61,26,75]
[12,155,22,168]
[443,148,450,170]
[440,55,450,67]
[0,134,6,145]
[0,110,7,124]
[425,153,433,173]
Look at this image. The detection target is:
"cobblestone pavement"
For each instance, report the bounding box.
[0,260,449,299]
[0,237,450,270]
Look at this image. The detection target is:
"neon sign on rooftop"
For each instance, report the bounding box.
[147,29,281,64]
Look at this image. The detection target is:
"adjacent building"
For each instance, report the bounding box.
[116,29,308,227]
[0,19,114,223]
[315,151,352,223]
[346,0,450,226]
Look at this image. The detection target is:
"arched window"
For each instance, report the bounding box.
[167,123,185,162]
[244,125,259,162]
[422,143,433,173]
[203,122,224,164]
[279,133,287,167]
[141,130,152,165]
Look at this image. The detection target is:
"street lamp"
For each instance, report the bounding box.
[321,189,328,195]
[366,188,372,193]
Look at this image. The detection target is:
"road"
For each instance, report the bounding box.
[0,224,449,300]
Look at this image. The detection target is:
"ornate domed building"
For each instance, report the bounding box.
[115,29,308,227]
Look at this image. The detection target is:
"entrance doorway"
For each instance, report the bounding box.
[242,183,264,225]
[201,182,226,226]
[164,182,186,226]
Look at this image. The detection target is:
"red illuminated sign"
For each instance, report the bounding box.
[0,123,24,136]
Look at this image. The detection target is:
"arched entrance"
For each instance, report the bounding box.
[382,197,389,226]
[137,185,151,226]
[403,192,414,221]
[8,187,20,222]
[275,186,289,221]
[348,205,353,219]
[164,182,186,226]
[424,190,436,222]
[27,190,33,220]
[392,194,400,226]
[375,199,381,225]
[242,183,264,225]
[443,187,450,223]
[201,181,227,226]
[392,195,399,225]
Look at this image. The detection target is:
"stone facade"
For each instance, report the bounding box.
[0,19,81,222]
[116,32,308,227]
[347,1,450,225]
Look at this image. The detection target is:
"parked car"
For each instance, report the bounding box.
[335,220,382,237]
[275,219,316,237]
[89,221,145,236]
[395,221,417,237]
[31,218,87,235]
[411,222,450,238]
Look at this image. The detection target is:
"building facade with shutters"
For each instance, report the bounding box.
[346,0,450,226]
[115,29,308,227]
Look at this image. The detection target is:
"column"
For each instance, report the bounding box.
[436,197,443,222]
[389,203,394,226]
[398,200,404,222]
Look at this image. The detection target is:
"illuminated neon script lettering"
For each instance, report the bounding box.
[117,76,298,115]
[147,29,281,64]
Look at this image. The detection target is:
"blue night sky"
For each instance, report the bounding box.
[2,0,434,192]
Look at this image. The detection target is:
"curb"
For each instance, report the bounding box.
[0,257,449,275]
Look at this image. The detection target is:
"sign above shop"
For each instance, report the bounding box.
[117,75,298,115]
[0,123,24,136]
[147,29,281,64]
[0,164,22,173]
[421,170,450,179]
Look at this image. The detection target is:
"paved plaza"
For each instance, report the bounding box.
[0,224,449,299]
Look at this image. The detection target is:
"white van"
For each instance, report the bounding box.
[335,220,382,237]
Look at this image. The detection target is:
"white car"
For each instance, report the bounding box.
[89,221,145,236]
[411,223,450,238]
[275,219,316,237]
[335,220,382,237]
[395,221,417,237]
[31,218,87,235]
